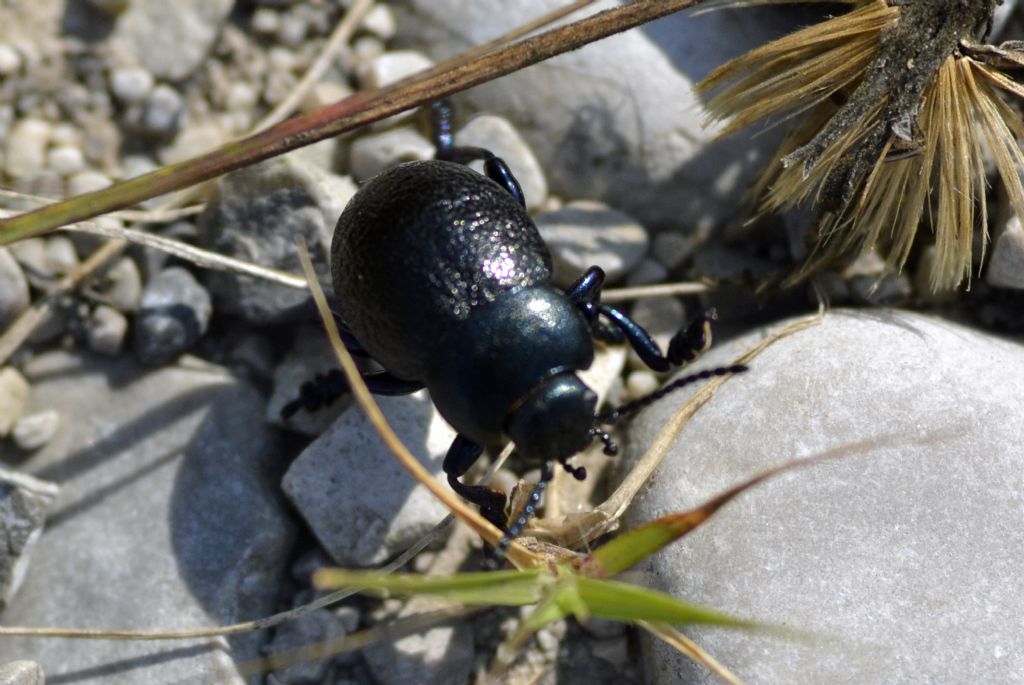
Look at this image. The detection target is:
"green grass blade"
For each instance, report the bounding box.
[312,568,546,606]
[575,577,757,629]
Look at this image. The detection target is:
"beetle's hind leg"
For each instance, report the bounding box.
[597,306,717,373]
[280,369,424,419]
[429,101,526,206]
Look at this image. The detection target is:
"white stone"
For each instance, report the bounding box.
[358,50,433,91]
[361,4,397,41]
[4,119,52,180]
[109,66,154,104]
[349,126,435,181]
[0,248,29,329]
[86,304,128,356]
[251,8,280,35]
[0,44,22,76]
[0,367,29,438]
[46,144,85,177]
[394,0,800,230]
[454,114,548,210]
[66,169,111,196]
[534,200,649,286]
[12,410,60,452]
[624,310,1024,685]
[985,215,1024,289]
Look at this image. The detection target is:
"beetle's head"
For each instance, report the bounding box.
[505,372,598,476]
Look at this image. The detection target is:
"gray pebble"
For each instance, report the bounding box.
[0,368,29,438]
[49,124,80,147]
[8,239,46,279]
[651,231,694,271]
[625,257,668,287]
[134,266,212,365]
[42,236,78,277]
[276,11,308,48]
[4,119,51,180]
[86,304,128,356]
[0,660,45,685]
[225,82,259,112]
[534,200,649,286]
[65,169,111,196]
[626,310,1024,685]
[848,272,913,306]
[0,469,59,609]
[264,608,350,684]
[12,411,59,452]
[349,126,435,181]
[108,66,154,104]
[45,144,85,177]
[198,156,353,324]
[282,392,455,566]
[110,0,234,81]
[140,83,185,138]
[454,114,548,210]
[985,215,1024,290]
[0,248,29,328]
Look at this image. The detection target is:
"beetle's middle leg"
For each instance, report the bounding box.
[280,369,424,419]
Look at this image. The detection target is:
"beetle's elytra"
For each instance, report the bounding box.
[284,104,747,557]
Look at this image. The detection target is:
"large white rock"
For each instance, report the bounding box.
[623,310,1024,685]
[392,0,805,230]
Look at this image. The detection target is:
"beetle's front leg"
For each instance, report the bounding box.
[598,305,716,372]
[443,435,508,531]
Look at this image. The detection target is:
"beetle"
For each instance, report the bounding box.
[284,103,746,554]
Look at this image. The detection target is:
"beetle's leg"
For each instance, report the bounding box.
[443,435,508,531]
[596,306,718,373]
[565,266,625,342]
[596,364,749,425]
[280,370,424,419]
[430,102,527,205]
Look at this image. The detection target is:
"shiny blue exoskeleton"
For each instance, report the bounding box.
[284,103,746,558]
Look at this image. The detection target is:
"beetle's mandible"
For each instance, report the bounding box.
[284,103,747,557]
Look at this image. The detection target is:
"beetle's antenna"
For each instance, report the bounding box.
[487,463,555,569]
[596,364,749,425]
[590,427,619,456]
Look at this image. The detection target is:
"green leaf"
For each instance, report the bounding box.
[312,568,547,606]
[575,577,756,628]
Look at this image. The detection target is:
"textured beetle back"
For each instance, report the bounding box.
[331,160,552,379]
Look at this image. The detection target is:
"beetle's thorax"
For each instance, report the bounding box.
[426,285,595,446]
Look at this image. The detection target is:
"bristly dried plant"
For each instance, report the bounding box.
[699,0,1024,291]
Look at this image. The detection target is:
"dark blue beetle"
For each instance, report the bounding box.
[285,104,745,553]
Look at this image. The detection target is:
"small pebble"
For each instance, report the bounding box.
[66,170,111,196]
[0,367,30,438]
[86,304,128,355]
[0,248,29,327]
[8,239,47,277]
[349,35,385,67]
[534,200,649,286]
[625,370,659,400]
[141,84,185,138]
[625,257,668,286]
[300,80,352,113]
[358,50,433,90]
[46,145,86,177]
[267,46,297,73]
[49,124,81,147]
[158,120,224,165]
[43,237,78,277]
[652,231,694,271]
[120,153,158,179]
[96,256,142,311]
[5,118,52,180]
[109,66,155,104]
[0,44,22,76]
[360,4,397,40]
[12,410,60,451]
[134,266,212,365]
[985,215,1024,290]
[276,11,308,47]
[349,127,435,181]
[29,170,64,198]
[454,114,548,210]
[251,8,280,34]
[225,82,259,112]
